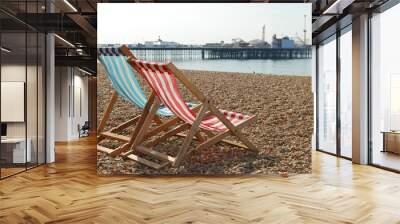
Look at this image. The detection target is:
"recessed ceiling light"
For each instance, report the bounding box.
[323,0,354,15]
[54,34,75,48]
[1,47,11,53]
[78,67,93,76]
[63,0,78,12]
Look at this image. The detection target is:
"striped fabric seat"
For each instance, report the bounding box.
[130,59,254,132]
[98,48,194,117]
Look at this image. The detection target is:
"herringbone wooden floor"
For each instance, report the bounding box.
[1,136,400,224]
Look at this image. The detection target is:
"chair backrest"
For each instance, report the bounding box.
[82,121,90,130]
[98,47,179,117]
[128,59,231,132]
[129,60,198,124]
[98,48,148,108]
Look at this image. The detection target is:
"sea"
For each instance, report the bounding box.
[130,50,312,76]
[172,59,311,76]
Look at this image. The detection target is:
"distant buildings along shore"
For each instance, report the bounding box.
[99,24,309,49]
[99,23,310,49]
[99,35,309,49]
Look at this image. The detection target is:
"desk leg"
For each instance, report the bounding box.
[382,133,386,153]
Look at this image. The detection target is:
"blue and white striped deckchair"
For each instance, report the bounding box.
[97,47,198,156]
[98,47,188,117]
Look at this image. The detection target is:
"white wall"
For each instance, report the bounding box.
[1,65,26,140]
[0,65,40,138]
[55,66,69,141]
[1,63,46,164]
[54,67,89,141]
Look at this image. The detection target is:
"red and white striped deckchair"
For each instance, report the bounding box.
[123,46,258,168]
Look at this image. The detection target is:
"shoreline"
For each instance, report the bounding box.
[180,69,311,77]
[169,56,311,76]
[97,67,313,175]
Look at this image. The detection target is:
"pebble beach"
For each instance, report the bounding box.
[97,65,313,176]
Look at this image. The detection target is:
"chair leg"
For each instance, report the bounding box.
[123,93,157,150]
[234,132,258,151]
[230,118,258,152]
[173,104,209,167]
[153,116,163,125]
[122,97,161,157]
[195,132,206,143]
[144,116,182,138]
[194,130,230,152]
[97,91,119,134]
[143,104,203,139]
[111,115,141,133]
[145,123,191,147]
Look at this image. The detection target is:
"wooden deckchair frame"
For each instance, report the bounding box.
[124,49,258,169]
[97,89,171,156]
[97,47,201,156]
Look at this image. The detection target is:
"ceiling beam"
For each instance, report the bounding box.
[322,0,356,14]
[55,55,97,71]
[67,13,97,46]
[312,15,335,33]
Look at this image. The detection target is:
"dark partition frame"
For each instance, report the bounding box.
[315,20,353,160]
[0,0,47,180]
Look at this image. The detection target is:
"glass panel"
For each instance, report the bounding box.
[0,1,46,179]
[340,29,352,158]
[371,4,400,171]
[312,45,317,150]
[38,32,46,165]
[26,0,40,169]
[1,31,28,177]
[317,37,337,154]
[27,31,38,169]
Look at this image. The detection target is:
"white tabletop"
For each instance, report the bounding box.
[1,138,27,143]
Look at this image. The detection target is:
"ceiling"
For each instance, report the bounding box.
[311,0,390,43]
[0,1,96,73]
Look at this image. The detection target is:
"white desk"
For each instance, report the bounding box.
[1,138,31,163]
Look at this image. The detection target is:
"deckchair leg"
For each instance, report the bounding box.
[194,132,205,143]
[154,116,163,125]
[178,131,249,149]
[111,115,141,133]
[97,91,119,135]
[230,116,258,152]
[98,115,141,143]
[194,130,230,152]
[173,104,209,167]
[144,116,182,138]
[143,104,203,138]
[123,96,161,157]
[233,131,257,151]
[145,123,191,147]
[123,93,158,150]
[98,93,158,157]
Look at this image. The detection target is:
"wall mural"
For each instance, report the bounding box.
[96,3,313,176]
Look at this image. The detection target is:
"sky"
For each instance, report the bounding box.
[98,3,312,45]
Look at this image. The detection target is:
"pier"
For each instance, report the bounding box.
[130,47,312,61]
